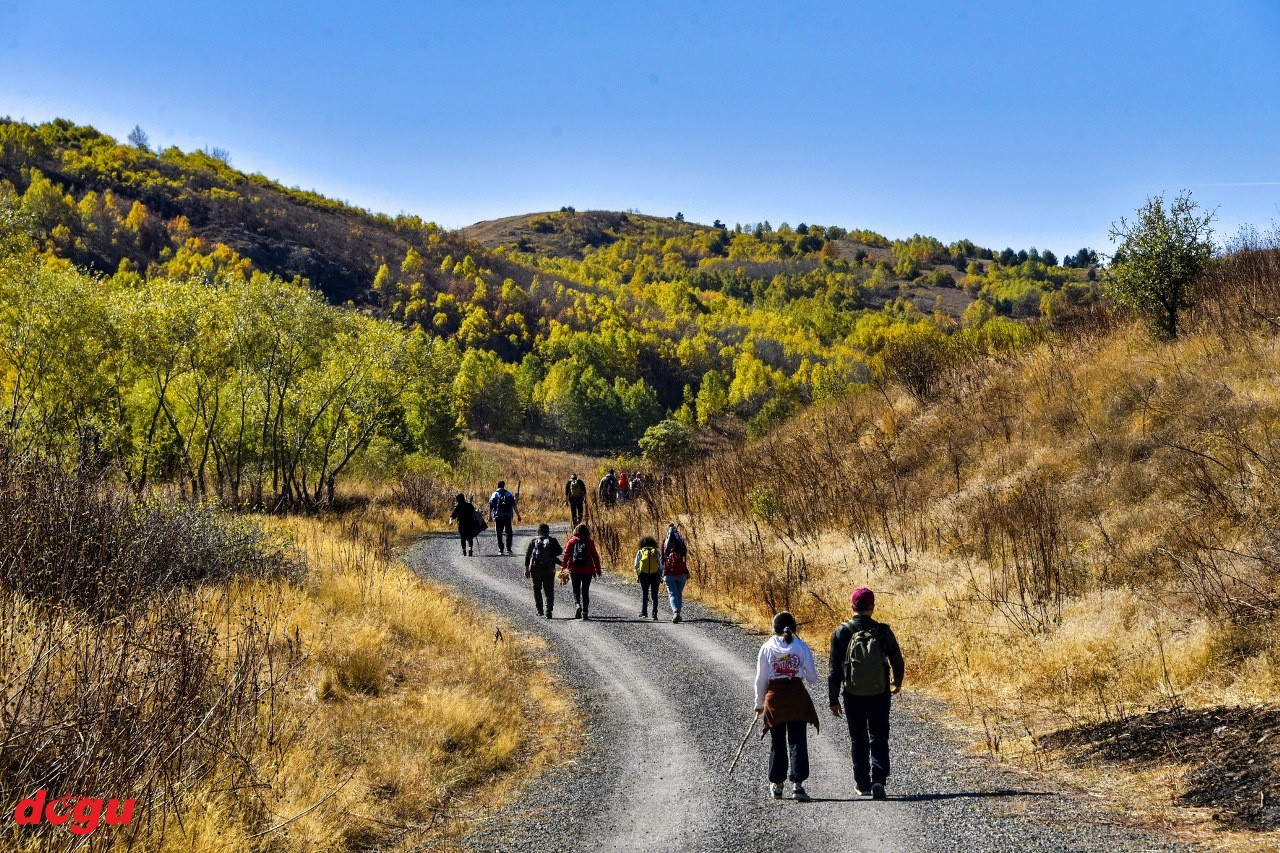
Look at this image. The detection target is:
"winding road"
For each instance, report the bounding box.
[407,527,1187,853]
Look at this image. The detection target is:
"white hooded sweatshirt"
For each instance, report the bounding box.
[754,634,819,708]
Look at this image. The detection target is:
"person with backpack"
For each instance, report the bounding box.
[828,587,904,800]
[488,480,522,555]
[565,473,587,526]
[633,535,662,619]
[755,611,820,802]
[661,523,689,623]
[561,523,602,620]
[598,470,617,506]
[524,523,563,620]
[617,471,630,503]
[447,493,480,557]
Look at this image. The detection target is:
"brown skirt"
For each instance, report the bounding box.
[761,678,820,735]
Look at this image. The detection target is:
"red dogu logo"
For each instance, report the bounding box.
[13,790,135,835]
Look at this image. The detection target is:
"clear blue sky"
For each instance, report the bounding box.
[3,0,1278,256]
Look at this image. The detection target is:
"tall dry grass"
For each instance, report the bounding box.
[603,238,1280,747]
[0,454,566,852]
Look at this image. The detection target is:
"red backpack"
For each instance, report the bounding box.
[663,551,688,576]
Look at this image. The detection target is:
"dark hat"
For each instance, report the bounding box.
[851,587,875,612]
[537,523,551,535]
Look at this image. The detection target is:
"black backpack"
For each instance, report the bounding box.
[841,621,888,697]
[569,538,590,567]
[530,537,557,571]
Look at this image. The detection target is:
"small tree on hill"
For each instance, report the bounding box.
[1107,191,1216,338]
[127,125,150,152]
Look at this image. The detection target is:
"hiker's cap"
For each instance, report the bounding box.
[851,587,875,611]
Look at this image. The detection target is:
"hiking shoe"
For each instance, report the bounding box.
[790,784,811,802]
[574,607,582,619]
[672,612,681,624]
[639,609,648,618]
[769,783,783,799]
[652,611,658,621]
[871,783,886,800]
[582,612,590,621]
[855,787,871,796]
[546,612,553,620]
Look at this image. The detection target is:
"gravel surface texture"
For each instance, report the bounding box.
[407,526,1192,853]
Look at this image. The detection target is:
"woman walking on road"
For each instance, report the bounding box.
[755,611,821,802]
[633,535,662,620]
[447,493,479,557]
[661,523,689,623]
[562,523,602,620]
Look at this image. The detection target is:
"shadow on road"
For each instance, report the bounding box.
[889,790,1054,802]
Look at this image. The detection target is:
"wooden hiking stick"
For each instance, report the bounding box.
[727,710,761,774]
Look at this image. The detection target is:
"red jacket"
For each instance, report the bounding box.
[562,535,602,576]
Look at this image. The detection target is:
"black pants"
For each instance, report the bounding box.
[638,572,660,615]
[569,497,585,526]
[768,720,810,784]
[532,572,554,615]
[495,516,513,552]
[457,526,474,554]
[843,691,891,787]
[571,574,593,615]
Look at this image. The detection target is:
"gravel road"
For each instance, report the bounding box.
[407,526,1190,853]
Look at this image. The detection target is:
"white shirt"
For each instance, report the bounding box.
[754,634,819,708]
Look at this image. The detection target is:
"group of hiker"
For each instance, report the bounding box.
[449,477,905,801]
[754,587,903,802]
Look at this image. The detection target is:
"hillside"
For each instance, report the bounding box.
[597,236,1280,843]
[1,117,1102,455]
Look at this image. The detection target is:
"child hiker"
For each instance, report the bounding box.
[754,611,820,802]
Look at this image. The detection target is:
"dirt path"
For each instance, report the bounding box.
[408,527,1189,853]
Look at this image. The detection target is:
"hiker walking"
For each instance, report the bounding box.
[598,469,618,506]
[524,523,563,620]
[828,587,904,800]
[617,471,630,503]
[661,523,689,623]
[755,611,820,802]
[633,535,662,620]
[562,523,602,620]
[565,473,587,526]
[488,480,521,555]
[448,493,480,557]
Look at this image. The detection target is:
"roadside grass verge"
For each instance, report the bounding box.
[0,455,566,852]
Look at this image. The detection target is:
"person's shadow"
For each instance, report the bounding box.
[888,790,1053,802]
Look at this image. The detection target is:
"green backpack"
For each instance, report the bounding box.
[841,621,887,697]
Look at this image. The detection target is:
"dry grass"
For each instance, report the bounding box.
[597,244,1280,845]
[1,462,568,852]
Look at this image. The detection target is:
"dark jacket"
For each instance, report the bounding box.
[524,535,563,578]
[561,535,602,577]
[827,615,904,706]
[449,500,478,535]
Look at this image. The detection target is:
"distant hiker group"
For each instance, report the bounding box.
[449,475,906,803]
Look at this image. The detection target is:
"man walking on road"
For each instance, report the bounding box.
[524,523,562,620]
[489,480,522,555]
[828,587,904,800]
[565,473,587,526]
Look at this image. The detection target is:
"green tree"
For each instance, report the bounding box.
[638,418,694,468]
[1107,191,1216,338]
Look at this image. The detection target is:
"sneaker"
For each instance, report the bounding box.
[582,612,590,621]
[652,611,658,621]
[855,787,871,796]
[639,609,648,618]
[536,608,544,617]
[546,612,553,620]
[871,783,886,800]
[672,612,681,624]
[769,783,783,799]
[790,784,811,802]
[574,607,582,619]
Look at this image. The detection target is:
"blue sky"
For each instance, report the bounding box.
[2,0,1278,256]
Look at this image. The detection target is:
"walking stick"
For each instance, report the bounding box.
[727,710,761,774]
